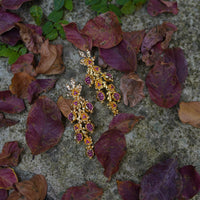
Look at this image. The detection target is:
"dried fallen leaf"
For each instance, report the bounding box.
[26,96,64,155]
[99,40,137,72]
[0,141,23,167]
[178,102,200,128]
[0,189,8,200]
[9,72,35,99]
[0,113,18,128]
[0,167,18,189]
[1,0,32,10]
[117,180,140,200]
[63,22,92,51]
[16,23,44,54]
[95,129,126,181]
[147,0,178,17]
[178,165,200,199]
[120,72,145,107]
[11,53,37,77]
[62,181,103,200]
[82,11,123,49]
[36,40,65,75]
[0,90,25,114]
[140,158,182,200]
[109,113,144,134]
[57,96,72,118]
[0,28,20,46]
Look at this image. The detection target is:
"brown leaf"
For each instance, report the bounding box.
[0,113,18,128]
[9,72,35,99]
[36,40,65,75]
[178,102,200,128]
[57,96,72,118]
[7,174,47,200]
[120,72,145,107]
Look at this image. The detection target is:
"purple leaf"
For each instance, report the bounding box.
[140,158,182,200]
[0,189,8,200]
[1,0,32,10]
[0,113,19,128]
[99,40,137,72]
[26,24,43,36]
[0,90,25,114]
[147,0,178,17]
[179,165,200,199]
[0,28,20,46]
[0,10,21,35]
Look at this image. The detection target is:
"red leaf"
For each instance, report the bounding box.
[0,167,18,189]
[146,59,181,108]
[123,30,145,54]
[11,53,37,77]
[0,10,21,35]
[0,90,25,114]
[0,113,18,128]
[1,0,32,10]
[27,79,56,104]
[179,165,200,199]
[82,11,123,49]
[26,96,64,155]
[109,113,144,134]
[147,0,178,17]
[62,181,103,200]
[95,129,126,181]
[99,40,137,72]
[140,158,182,200]
[36,40,65,75]
[0,28,20,46]
[0,189,8,200]
[120,72,145,107]
[62,22,92,51]
[0,141,23,167]
[117,180,140,200]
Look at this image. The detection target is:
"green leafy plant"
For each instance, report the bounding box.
[30,5,43,25]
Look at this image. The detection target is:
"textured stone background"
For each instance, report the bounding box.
[0,0,200,199]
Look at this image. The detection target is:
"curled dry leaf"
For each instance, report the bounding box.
[99,40,137,72]
[57,96,73,118]
[82,11,123,49]
[0,141,23,167]
[120,72,145,107]
[63,22,92,51]
[7,174,47,200]
[0,10,21,35]
[0,167,18,189]
[0,28,20,46]
[140,158,182,200]
[16,23,44,54]
[1,0,32,10]
[26,96,64,155]
[147,0,178,16]
[109,113,144,134]
[9,72,35,99]
[11,53,37,77]
[62,181,103,200]
[146,59,181,108]
[0,189,8,200]
[27,79,56,104]
[26,24,43,36]
[36,40,65,75]
[95,129,126,181]
[179,165,200,199]
[0,90,25,114]
[117,180,140,200]
[178,102,200,128]
[0,113,18,128]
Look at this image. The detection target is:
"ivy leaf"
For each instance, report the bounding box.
[64,0,73,11]
[30,5,43,26]
[42,21,54,35]
[116,0,130,5]
[54,0,65,11]
[48,9,64,23]
[45,29,58,41]
[121,0,136,15]
[85,0,100,6]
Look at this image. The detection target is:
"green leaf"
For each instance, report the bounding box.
[8,52,20,64]
[91,0,109,14]
[58,20,69,25]
[133,0,147,4]
[59,28,66,39]
[45,29,58,40]
[48,9,64,23]
[8,44,24,52]
[64,0,73,11]
[30,5,43,26]
[108,4,122,17]
[42,21,54,35]
[19,47,27,55]
[54,0,65,11]
[54,21,67,39]
[121,0,136,15]
[85,0,100,6]
[116,0,130,5]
